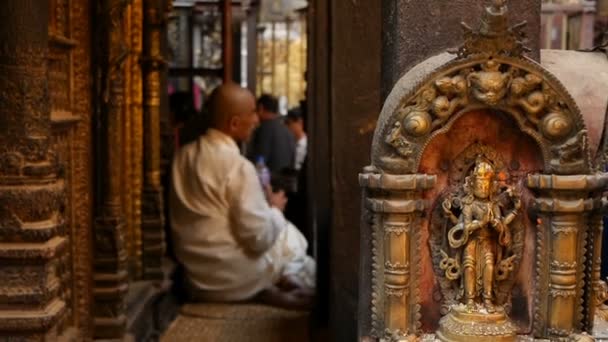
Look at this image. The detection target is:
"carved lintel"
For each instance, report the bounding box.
[365,199,427,214]
[527,174,608,191]
[359,172,437,191]
[531,198,595,213]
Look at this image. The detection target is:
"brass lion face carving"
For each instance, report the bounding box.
[468,60,511,106]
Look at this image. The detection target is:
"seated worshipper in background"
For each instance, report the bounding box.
[247,94,295,173]
[170,83,315,309]
[285,108,307,172]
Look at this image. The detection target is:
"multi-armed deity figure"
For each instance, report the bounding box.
[440,157,521,314]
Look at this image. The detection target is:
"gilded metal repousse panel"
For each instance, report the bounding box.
[48,0,94,338]
[360,1,607,341]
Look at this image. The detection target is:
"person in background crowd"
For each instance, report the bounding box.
[247,94,296,173]
[170,83,315,309]
[285,108,307,171]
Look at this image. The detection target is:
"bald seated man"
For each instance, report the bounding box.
[170,83,315,309]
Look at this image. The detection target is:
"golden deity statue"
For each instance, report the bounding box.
[434,156,522,342]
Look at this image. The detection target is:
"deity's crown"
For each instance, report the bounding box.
[473,158,495,180]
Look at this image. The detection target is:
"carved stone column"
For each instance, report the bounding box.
[359,169,436,340]
[141,0,167,280]
[93,0,129,339]
[527,174,608,339]
[0,1,67,340]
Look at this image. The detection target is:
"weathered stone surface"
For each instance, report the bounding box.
[540,49,608,159]
[329,1,382,341]
[382,0,541,99]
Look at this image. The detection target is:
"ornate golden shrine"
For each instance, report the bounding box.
[0,0,170,340]
[359,1,608,341]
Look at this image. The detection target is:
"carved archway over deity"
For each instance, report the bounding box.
[359,1,608,341]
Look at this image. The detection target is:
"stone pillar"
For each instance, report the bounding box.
[527,174,608,339]
[359,171,436,339]
[93,0,129,339]
[0,1,67,339]
[0,0,67,341]
[142,0,167,280]
[381,0,541,99]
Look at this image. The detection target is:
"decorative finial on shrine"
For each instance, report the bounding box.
[451,0,530,58]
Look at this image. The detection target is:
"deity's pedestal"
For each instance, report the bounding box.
[436,305,517,342]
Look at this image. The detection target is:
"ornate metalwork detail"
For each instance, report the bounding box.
[551,260,578,269]
[92,0,129,338]
[454,0,529,58]
[370,209,383,338]
[385,285,407,298]
[547,327,574,337]
[448,143,506,184]
[385,261,409,271]
[586,214,605,330]
[141,0,167,280]
[382,54,587,175]
[411,214,424,332]
[576,221,589,332]
[430,148,523,318]
[122,0,145,279]
[69,0,94,337]
[384,329,410,342]
[361,1,606,341]
[550,288,577,298]
[385,222,411,235]
[553,226,578,236]
[437,306,518,339]
[363,169,432,339]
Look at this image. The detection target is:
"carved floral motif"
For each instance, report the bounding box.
[383,53,588,175]
[363,1,603,341]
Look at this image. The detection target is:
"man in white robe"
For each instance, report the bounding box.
[170,83,314,308]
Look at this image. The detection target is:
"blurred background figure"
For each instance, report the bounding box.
[285,107,307,171]
[247,94,296,173]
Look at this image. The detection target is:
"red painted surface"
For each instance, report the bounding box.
[417,109,544,333]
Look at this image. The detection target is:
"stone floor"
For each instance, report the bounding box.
[161,302,311,342]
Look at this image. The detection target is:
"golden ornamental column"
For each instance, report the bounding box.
[587,210,606,330]
[122,0,145,279]
[141,0,167,280]
[527,174,608,339]
[0,1,67,339]
[93,0,129,339]
[359,170,436,340]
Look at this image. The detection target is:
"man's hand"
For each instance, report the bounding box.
[267,188,288,211]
